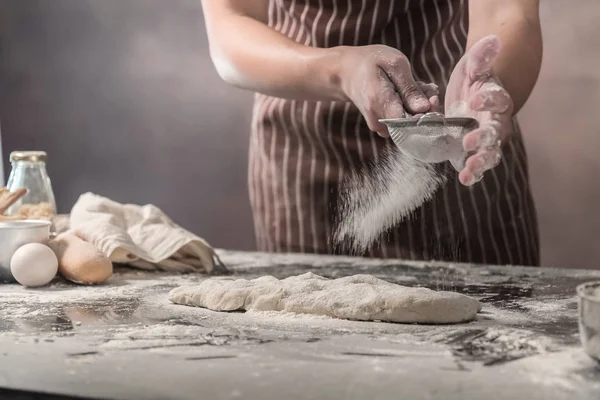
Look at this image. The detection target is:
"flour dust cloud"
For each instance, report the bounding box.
[333,147,447,254]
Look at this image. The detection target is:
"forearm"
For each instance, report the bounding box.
[467,2,543,114]
[202,2,344,101]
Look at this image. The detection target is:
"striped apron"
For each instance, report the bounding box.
[249,0,540,266]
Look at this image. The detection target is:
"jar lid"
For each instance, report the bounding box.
[10,151,47,163]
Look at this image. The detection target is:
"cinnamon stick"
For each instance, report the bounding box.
[0,214,25,221]
[0,187,27,215]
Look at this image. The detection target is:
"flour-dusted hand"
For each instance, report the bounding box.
[445,35,514,186]
[338,45,440,137]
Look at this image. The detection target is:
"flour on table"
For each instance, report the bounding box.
[245,310,335,321]
[168,272,482,324]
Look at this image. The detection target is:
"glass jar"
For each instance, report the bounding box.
[5,151,57,221]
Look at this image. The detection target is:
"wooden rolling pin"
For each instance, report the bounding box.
[48,232,113,284]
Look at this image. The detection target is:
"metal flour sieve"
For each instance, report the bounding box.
[380,112,479,171]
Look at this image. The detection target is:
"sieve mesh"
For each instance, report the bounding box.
[381,113,478,171]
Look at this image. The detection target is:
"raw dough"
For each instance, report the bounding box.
[168,272,482,324]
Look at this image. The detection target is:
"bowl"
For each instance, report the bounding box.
[577,281,600,362]
[0,220,51,282]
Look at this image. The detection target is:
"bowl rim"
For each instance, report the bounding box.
[576,280,600,303]
[0,220,51,230]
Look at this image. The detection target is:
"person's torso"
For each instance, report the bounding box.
[252,0,471,169]
[248,0,538,265]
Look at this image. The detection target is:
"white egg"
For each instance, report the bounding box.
[10,243,58,287]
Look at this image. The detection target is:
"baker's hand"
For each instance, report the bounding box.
[445,35,514,186]
[337,45,440,137]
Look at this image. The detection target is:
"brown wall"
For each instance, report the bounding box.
[1,0,599,268]
[518,0,600,268]
[0,0,256,250]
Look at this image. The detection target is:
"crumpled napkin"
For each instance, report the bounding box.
[65,192,227,274]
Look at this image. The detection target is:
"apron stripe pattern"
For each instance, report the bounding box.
[249,0,540,266]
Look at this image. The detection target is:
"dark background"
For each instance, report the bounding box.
[1,0,598,268]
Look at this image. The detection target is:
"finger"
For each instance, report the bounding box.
[465,148,502,174]
[362,107,390,137]
[459,169,483,186]
[397,74,430,114]
[381,60,430,114]
[416,82,440,112]
[463,122,501,152]
[369,116,391,137]
[467,35,501,81]
[376,129,390,138]
[371,92,406,137]
[362,73,404,136]
[377,68,407,118]
[469,82,513,114]
[381,89,406,120]
[459,148,502,186]
[417,81,439,99]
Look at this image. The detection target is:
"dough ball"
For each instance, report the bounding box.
[11,243,58,287]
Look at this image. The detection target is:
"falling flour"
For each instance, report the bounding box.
[333,147,447,254]
[333,121,471,254]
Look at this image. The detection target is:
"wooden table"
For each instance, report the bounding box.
[0,251,599,400]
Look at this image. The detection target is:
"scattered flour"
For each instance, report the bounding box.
[0,273,195,306]
[521,297,576,315]
[245,310,335,321]
[513,349,600,393]
[446,327,556,365]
